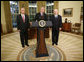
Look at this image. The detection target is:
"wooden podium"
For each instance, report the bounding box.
[31,20,52,57]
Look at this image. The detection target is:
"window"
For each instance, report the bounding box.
[10,1,19,28]
[29,1,37,21]
[46,1,54,21]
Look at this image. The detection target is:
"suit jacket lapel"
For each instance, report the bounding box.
[53,15,56,20]
[20,14,23,22]
[39,13,41,16]
[57,15,59,21]
[25,15,26,22]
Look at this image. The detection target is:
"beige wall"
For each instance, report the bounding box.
[59,1,83,24]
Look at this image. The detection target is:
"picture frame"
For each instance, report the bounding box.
[63,8,73,17]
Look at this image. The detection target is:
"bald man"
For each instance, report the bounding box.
[16,8,30,48]
[50,9,62,45]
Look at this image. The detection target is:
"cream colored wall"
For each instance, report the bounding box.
[1,1,7,33]
[59,1,83,24]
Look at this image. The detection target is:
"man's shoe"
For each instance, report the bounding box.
[55,43,58,45]
[52,43,54,46]
[22,46,25,48]
[26,44,29,46]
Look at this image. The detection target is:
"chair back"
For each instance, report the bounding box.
[75,23,81,27]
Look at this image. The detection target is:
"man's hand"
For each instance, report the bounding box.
[28,29,30,31]
[59,28,62,31]
[49,28,52,30]
[18,30,21,32]
[30,22,32,26]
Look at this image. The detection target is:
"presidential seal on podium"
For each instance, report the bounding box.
[39,20,46,27]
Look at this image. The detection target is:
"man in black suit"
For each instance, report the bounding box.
[50,9,62,45]
[34,7,48,43]
[35,7,48,22]
[16,8,30,48]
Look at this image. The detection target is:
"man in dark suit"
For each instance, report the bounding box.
[34,7,48,43]
[35,7,48,22]
[50,9,62,45]
[16,8,30,48]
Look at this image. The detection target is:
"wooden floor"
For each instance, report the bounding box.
[1,30,83,61]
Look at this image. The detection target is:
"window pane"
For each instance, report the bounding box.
[10,1,19,28]
[29,1,37,21]
[46,1,54,21]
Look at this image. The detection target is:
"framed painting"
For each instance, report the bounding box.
[63,8,73,17]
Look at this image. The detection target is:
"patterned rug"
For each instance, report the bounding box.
[1,31,83,61]
[17,45,66,61]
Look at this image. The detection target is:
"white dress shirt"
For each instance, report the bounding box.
[55,15,58,18]
[40,12,43,16]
